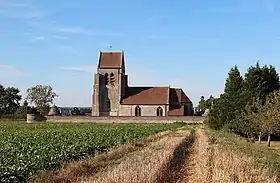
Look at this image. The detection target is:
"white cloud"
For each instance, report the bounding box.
[60,65,96,72]
[148,35,218,41]
[54,27,96,35]
[0,65,12,68]
[51,26,123,37]
[33,36,45,41]
[51,35,68,40]
[0,1,45,20]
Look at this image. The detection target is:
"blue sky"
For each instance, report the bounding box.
[0,0,279,107]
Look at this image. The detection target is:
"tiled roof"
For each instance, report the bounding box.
[169,88,191,103]
[98,52,124,69]
[168,106,185,116]
[122,87,169,105]
[178,89,192,103]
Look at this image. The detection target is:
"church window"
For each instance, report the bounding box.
[135,106,141,116]
[107,100,111,111]
[156,107,163,116]
[104,73,109,85]
[110,73,115,85]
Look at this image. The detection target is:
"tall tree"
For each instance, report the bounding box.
[242,62,279,105]
[261,65,280,97]
[26,85,58,115]
[198,96,206,111]
[207,66,244,130]
[223,66,244,123]
[0,85,22,115]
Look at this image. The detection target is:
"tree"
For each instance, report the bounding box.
[198,95,215,111]
[26,85,58,115]
[207,66,244,130]
[245,91,280,147]
[243,62,279,105]
[198,96,206,111]
[261,65,280,97]
[71,107,80,116]
[14,100,32,119]
[0,85,22,116]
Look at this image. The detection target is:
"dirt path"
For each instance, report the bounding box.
[80,130,191,183]
[178,128,211,183]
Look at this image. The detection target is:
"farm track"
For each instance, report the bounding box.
[81,129,192,183]
[35,128,180,183]
[178,128,211,183]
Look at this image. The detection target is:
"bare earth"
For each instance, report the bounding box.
[81,130,190,183]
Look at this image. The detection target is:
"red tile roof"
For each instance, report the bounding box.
[168,106,185,116]
[169,88,191,103]
[98,52,124,69]
[122,87,169,105]
[178,89,191,103]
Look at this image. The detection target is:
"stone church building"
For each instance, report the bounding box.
[92,51,193,116]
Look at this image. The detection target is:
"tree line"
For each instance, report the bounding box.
[0,85,57,119]
[205,62,280,146]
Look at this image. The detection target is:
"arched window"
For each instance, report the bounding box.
[104,73,109,85]
[107,100,111,111]
[135,106,141,116]
[156,107,163,116]
[110,73,115,85]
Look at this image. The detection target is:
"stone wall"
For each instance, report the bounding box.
[119,105,167,116]
[46,116,205,124]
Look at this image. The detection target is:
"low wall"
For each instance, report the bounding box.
[46,116,205,124]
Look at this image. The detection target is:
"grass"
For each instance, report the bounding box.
[81,128,194,183]
[206,129,280,182]
[0,122,183,182]
[258,140,280,151]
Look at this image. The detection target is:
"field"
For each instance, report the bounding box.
[0,122,183,182]
[2,122,280,183]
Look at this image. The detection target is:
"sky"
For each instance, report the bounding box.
[0,0,280,107]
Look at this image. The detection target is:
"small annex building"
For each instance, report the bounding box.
[92,51,193,116]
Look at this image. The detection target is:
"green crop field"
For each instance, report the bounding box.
[0,122,182,182]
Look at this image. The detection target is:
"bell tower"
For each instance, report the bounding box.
[92,51,127,116]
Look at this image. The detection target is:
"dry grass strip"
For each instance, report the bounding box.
[179,129,279,183]
[178,128,210,183]
[32,130,172,183]
[80,130,191,183]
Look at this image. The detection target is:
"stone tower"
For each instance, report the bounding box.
[92,51,128,116]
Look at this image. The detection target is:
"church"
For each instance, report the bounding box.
[92,51,193,116]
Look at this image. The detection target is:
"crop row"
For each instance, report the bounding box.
[0,123,182,182]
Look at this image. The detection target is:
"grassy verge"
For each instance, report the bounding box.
[206,129,280,182]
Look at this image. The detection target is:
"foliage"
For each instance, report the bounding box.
[0,85,22,116]
[245,91,280,146]
[26,85,58,115]
[0,123,182,182]
[243,62,279,105]
[207,66,244,131]
[14,100,32,119]
[71,107,81,116]
[207,62,280,138]
[198,95,214,111]
[207,129,280,174]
